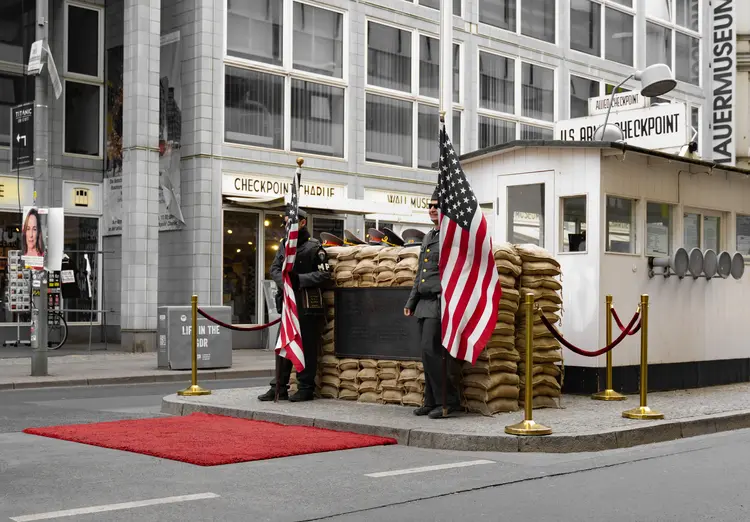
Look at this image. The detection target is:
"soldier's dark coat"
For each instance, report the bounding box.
[405,228,440,319]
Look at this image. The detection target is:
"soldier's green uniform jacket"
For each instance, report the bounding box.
[270,235,332,313]
[405,228,440,319]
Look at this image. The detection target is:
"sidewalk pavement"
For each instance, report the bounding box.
[0,349,276,390]
[163,382,750,453]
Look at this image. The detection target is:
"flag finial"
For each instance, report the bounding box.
[296,157,304,167]
[439,111,446,122]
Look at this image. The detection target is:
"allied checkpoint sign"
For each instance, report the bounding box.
[554,103,688,152]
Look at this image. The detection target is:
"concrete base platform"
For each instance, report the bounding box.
[162,382,750,453]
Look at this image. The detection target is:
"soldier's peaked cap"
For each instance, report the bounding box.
[402,229,426,246]
[431,186,440,202]
[381,227,404,247]
[320,232,343,247]
[343,229,366,245]
[367,228,385,245]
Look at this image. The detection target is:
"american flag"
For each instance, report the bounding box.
[275,166,305,372]
[437,121,501,365]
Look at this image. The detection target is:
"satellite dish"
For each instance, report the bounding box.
[671,247,689,277]
[731,252,745,280]
[717,251,732,279]
[702,249,718,278]
[687,248,703,278]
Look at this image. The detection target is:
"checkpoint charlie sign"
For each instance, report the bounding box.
[555,103,687,151]
[588,91,647,116]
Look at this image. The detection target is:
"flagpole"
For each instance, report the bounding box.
[439,0,453,138]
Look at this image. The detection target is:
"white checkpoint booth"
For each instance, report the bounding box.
[460,140,750,393]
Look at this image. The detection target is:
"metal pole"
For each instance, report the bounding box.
[30,0,49,376]
[177,295,211,396]
[592,295,626,401]
[623,295,662,420]
[505,293,551,436]
[441,351,447,417]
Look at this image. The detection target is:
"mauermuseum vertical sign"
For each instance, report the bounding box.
[711,0,736,165]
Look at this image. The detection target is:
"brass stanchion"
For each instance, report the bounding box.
[592,295,626,401]
[178,295,211,396]
[623,294,662,419]
[505,293,552,436]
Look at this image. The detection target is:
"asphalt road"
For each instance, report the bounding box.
[1,381,749,521]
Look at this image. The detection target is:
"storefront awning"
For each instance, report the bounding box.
[225,194,414,217]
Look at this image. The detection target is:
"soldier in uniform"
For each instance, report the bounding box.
[258,208,333,402]
[403,188,461,419]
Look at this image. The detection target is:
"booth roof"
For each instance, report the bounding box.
[445,140,750,178]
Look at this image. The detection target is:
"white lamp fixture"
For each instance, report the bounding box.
[593,63,677,142]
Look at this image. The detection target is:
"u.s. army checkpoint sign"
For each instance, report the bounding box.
[554,103,688,151]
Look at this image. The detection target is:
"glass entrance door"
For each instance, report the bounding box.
[222,210,260,324]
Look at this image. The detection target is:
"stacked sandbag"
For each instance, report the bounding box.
[318,355,342,399]
[375,247,400,287]
[324,245,346,272]
[376,360,404,405]
[459,242,522,416]
[399,361,424,407]
[337,358,360,401]
[357,359,381,404]
[352,245,382,288]
[514,244,563,409]
[393,246,420,287]
[333,246,361,287]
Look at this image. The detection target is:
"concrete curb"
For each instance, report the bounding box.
[161,396,750,453]
[0,368,274,391]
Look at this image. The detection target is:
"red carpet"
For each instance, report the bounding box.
[22,412,397,466]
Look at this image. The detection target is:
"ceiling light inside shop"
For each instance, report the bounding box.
[227,229,232,234]
[272,245,279,251]
[264,220,270,227]
[248,241,253,245]
[236,248,241,253]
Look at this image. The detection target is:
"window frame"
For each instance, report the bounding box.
[63,1,104,82]
[683,206,725,252]
[644,0,701,87]
[568,0,636,68]
[476,47,557,144]
[222,207,265,324]
[604,193,638,255]
[222,0,350,161]
[363,19,463,170]
[415,0,463,18]
[62,214,104,326]
[62,79,105,159]
[559,194,588,254]
[735,213,750,262]
[644,200,675,257]
[478,0,559,46]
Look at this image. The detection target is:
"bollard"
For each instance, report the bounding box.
[592,295,626,401]
[505,293,552,436]
[622,295,662,419]
[178,295,212,397]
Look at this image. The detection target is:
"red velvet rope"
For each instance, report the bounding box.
[538,309,640,357]
[198,308,280,331]
[611,308,641,335]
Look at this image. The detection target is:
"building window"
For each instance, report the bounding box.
[646,202,672,256]
[570,1,633,67]
[311,216,344,242]
[570,75,599,118]
[736,215,750,258]
[606,196,636,253]
[561,196,587,252]
[63,2,103,157]
[224,1,347,158]
[0,73,34,147]
[480,0,555,44]
[62,216,100,323]
[478,50,555,147]
[365,21,461,169]
[417,0,462,16]
[0,0,35,65]
[645,0,700,86]
[223,210,260,324]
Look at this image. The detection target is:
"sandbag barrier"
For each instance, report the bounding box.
[198,308,281,331]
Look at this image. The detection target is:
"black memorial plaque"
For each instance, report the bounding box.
[11,102,34,171]
[334,288,421,361]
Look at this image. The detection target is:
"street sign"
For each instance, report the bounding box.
[27,40,43,75]
[10,102,34,171]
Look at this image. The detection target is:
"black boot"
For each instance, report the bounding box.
[289,389,314,402]
[413,405,433,416]
[258,388,288,401]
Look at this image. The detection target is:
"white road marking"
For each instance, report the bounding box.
[10,493,220,521]
[365,459,495,478]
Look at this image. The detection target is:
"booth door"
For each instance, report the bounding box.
[496,172,555,250]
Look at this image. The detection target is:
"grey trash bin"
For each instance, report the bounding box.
[157,305,233,370]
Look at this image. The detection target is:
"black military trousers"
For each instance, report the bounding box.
[418,318,461,409]
[270,315,323,393]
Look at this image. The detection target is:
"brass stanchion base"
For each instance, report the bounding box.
[622,406,663,420]
[591,389,627,401]
[505,420,552,436]
[178,385,212,397]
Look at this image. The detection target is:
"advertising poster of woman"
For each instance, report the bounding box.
[22,207,46,270]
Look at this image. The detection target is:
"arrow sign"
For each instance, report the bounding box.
[10,102,34,171]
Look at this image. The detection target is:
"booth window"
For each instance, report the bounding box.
[479,0,555,44]
[570,0,634,66]
[561,196,587,252]
[224,0,347,158]
[684,210,721,252]
[507,184,545,246]
[646,202,672,256]
[223,210,260,324]
[736,215,750,258]
[605,196,636,253]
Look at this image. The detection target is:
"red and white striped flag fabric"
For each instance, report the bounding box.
[275,166,305,372]
[437,122,501,365]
